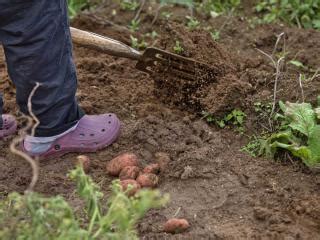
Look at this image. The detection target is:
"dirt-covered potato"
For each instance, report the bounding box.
[155,152,170,172]
[76,155,91,173]
[163,218,190,234]
[119,166,140,180]
[120,179,141,196]
[143,163,160,174]
[106,153,139,176]
[136,173,159,188]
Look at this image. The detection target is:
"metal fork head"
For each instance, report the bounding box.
[135,47,217,82]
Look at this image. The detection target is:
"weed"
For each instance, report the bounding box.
[68,0,90,19]
[202,109,246,132]
[288,60,308,71]
[241,136,261,157]
[130,35,147,50]
[186,16,201,30]
[210,29,220,41]
[160,0,193,8]
[0,166,168,239]
[197,0,240,16]
[161,11,173,20]
[120,0,140,11]
[255,0,320,30]
[145,31,159,39]
[173,40,184,54]
[129,19,140,32]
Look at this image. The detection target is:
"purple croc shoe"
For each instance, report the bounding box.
[0,114,17,139]
[22,113,121,159]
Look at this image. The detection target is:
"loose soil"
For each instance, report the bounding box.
[1,1,320,239]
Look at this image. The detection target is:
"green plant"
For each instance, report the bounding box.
[161,11,173,20]
[68,0,90,19]
[255,0,320,30]
[145,31,159,39]
[186,16,201,30]
[129,19,140,32]
[130,35,147,50]
[173,40,184,54]
[241,136,261,157]
[0,166,168,239]
[210,29,220,41]
[197,0,240,16]
[160,0,193,8]
[120,0,140,11]
[260,100,320,168]
[202,109,246,131]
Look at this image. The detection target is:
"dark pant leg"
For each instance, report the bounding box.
[0,0,84,137]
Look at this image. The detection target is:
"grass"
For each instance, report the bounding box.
[68,0,90,19]
[255,0,320,30]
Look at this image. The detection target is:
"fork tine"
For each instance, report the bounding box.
[136,47,216,81]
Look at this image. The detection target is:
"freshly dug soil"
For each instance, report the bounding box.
[1,1,320,239]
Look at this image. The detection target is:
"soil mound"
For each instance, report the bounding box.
[153,22,252,115]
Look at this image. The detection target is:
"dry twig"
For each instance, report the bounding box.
[10,82,41,193]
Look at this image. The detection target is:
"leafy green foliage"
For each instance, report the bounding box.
[128,19,141,32]
[173,40,184,54]
[120,0,140,11]
[255,0,320,30]
[197,0,241,16]
[260,101,320,168]
[0,166,168,239]
[241,136,261,157]
[203,109,246,132]
[160,0,194,8]
[210,29,220,41]
[130,35,147,50]
[68,0,90,19]
[186,16,201,30]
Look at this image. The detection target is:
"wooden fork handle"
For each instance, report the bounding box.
[70,27,141,61]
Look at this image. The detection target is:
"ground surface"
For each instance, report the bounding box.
[1,1,320,239]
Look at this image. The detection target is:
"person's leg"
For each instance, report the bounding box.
[0,0,120,156]
[0,0,83,137]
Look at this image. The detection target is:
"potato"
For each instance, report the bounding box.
[155,152,170,172]
[106,153,139,176]
[143,163,160,174]
[119,166,140,180]
[136,173,159,188]
[163,218,190,234]
[76,155,91,173]
[120,179,141,196]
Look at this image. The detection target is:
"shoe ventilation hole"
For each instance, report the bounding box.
[90,133,95,136]
[54,145,60,150]
[80,133,85,137]
[108,121,111,124]
[101,129,105,132]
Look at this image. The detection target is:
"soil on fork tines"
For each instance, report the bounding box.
[1,1,320,239]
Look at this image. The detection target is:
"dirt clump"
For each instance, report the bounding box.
[152,22,252,115]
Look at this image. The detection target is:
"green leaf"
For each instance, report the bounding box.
[284,102,316,137]
[315,108,320,120]
[289,60,305,68]
[312,19,320,29]
[305,125,320,166]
